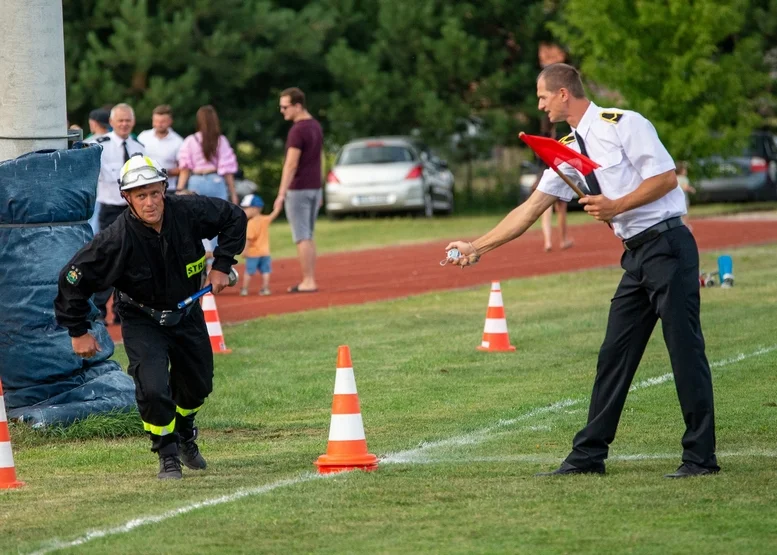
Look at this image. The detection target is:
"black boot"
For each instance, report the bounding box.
[157,443,182,480]
[178,414,207,470]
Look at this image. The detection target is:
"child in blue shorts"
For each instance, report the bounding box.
[239,194,282,295]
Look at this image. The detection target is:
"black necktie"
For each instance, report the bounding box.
[574,131,602,196]
[122,140,130,163]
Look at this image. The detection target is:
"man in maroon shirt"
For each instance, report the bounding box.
[274,87,324,293]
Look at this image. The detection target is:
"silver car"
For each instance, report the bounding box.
[324,137,455,219]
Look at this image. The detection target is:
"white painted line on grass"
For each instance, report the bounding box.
[385,449,777,466]
[29,473,329,555]
[30,345,777,554]
[383,345,777,464]
[629,345,777,393]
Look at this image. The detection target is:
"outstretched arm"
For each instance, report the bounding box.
[445,190,556,266]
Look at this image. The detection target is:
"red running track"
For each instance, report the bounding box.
[108,214,777,342]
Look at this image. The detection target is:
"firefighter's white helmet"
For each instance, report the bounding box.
[118,154,168,191]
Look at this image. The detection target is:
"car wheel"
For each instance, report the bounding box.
[421,190,433,218]
[440,193,455,216]
[327,212,343,222]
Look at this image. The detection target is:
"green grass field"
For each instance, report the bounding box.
[3,240,777,554]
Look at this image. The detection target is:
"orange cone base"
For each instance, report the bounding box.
[0,468,24,489]
[315,453,379,475]
[477,345,516,352]
[210,338,232,354]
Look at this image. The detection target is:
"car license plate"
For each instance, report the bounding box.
[355,195,388,206]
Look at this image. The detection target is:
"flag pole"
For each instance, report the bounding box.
[518,132,587,199]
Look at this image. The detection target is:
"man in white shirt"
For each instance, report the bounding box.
[93,103,145,323]
[445,63,719,479]
[137,105,184,191]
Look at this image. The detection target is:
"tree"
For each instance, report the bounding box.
[63,0,336,152]
[550,0,772,161]
[323,0,561,149]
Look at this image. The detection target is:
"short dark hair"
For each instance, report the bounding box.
[538,63,586,99]
[280,87,306,107]
[152,104,173,117]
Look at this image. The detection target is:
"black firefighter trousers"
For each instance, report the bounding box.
[565,225,719,470]
[121,303,214,455]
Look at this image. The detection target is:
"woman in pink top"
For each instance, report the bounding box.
[177,105,239,205]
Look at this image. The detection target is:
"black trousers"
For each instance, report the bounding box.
[94,204,128,322]
[565,225,719,469]
[121,303,214,454]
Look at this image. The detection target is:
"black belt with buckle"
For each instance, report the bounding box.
[117,292,193,326]
[622,216,684,251]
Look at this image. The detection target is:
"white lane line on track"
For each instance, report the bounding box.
[30,345,777,554]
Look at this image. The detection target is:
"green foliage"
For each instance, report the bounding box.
[10,409,143,447]
[61,0,776,195]
[324,0,561,150]
[551,0,772,160]
[63,0,336,151]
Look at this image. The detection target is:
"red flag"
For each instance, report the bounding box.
[519,132,600,175]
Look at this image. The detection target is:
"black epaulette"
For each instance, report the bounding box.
[600,111,624,124]
[558,133,575,146]
[95,135,110,143]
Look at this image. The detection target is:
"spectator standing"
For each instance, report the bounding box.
[176,105,238,204]
[676,162,696,230]
[273,87,324,293]
[137,105,184,191]
[177,105,239,253]
[239,194,282,296]
[85,108,110,141]
[92,103,145,323]
[533,121,573,252]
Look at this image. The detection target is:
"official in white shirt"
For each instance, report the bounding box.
[444,63,719,479]
[137,104,184,191]
[93,103,145,324]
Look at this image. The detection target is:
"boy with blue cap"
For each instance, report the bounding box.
[240,194,282,295]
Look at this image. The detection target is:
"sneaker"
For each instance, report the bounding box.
[180,430,207,470]
[239,288,248,297]
[259,288,271,296]
[158,454,182,480]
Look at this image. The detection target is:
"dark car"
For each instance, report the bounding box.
[694,131,777,202]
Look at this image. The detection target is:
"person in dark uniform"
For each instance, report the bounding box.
[444,63,719,478]
[55,154,247,480]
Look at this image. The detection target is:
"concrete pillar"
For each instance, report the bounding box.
[0,1,67,162]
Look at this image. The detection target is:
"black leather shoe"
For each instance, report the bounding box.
[664,462,720,478]
[535,461,605,476]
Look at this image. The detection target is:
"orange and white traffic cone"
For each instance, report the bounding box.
[0,379,24,489]
[202,292,231,354]
[477,281,516,352]
[315,345,378,474]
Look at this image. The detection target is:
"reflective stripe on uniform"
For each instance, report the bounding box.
[176,405,202,417]
[142,416,176,436]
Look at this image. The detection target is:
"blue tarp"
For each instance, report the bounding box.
[0,145,136,427]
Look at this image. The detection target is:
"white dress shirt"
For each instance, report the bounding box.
[137,128,184,189]
[95,131,145,206]
[536,102,682,239]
